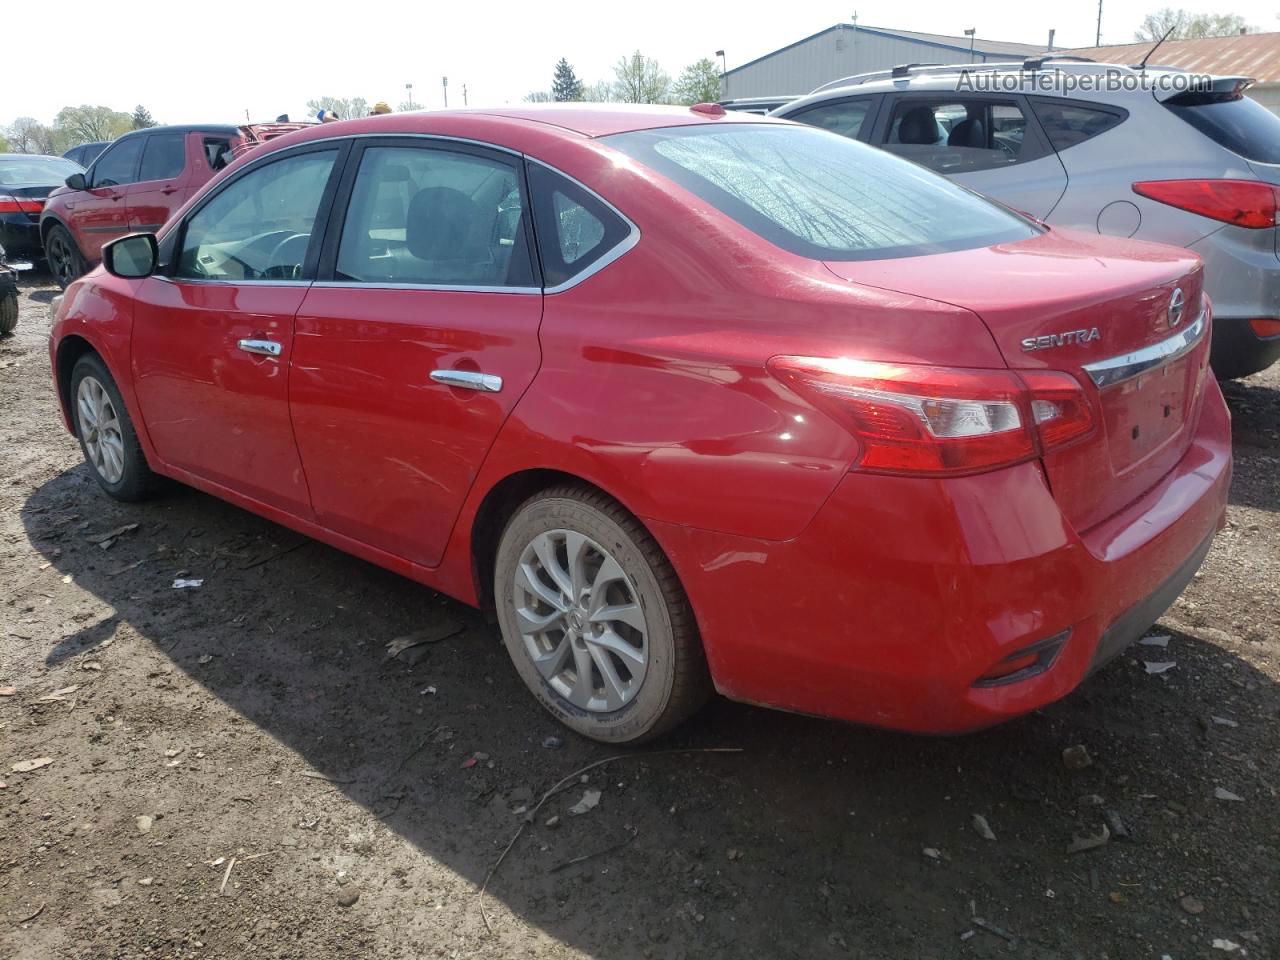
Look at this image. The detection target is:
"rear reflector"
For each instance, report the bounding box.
[766,357,1094,477]
[0,195,45,215]
[1250,318,1280,339]
[973,630,1070,687]
[1132,179,1279,229]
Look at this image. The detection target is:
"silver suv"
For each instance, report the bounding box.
[774,59,1280,379]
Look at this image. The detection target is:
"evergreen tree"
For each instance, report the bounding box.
[551,58,584,102]
[131,105,157,129]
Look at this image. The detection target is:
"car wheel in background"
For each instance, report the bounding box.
[45,224,87,290]
[0,288,15,336]
[494,485,710,743]
[70,353,156,501]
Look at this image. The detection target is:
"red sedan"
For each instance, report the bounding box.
[48,105,1231,743]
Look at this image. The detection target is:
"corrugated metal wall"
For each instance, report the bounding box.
[722,28,1025,99]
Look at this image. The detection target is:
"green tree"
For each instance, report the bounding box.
[131,105,157,129]
[551,58,584,101]
[672,58,722,104]
[54,105,132,146]
[304,96,369,120]
[581,80,618,102]
[613,51,670,103]
[0,133,9,153]
[1134,8,1254,40]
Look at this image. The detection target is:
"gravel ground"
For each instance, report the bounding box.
[1,271,1277,960]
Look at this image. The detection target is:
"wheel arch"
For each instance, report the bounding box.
[54,334,100,437]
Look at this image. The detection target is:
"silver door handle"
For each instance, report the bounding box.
[237,338,281,357]
[430,370,503,393]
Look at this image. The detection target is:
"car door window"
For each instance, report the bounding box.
[138,133,186,182]
[176,149,337,281]
[1030,99,1127,152]
[883,99,1030,173]
[528,163,632,288]
[334,145,534,287]
[204,137,234,171]
[92,138,144,188]
[789,98,875,139]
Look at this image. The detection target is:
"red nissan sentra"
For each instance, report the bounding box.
[48,105,1231,743]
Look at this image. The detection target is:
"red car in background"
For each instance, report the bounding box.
[40,122,307,287]
[48,106,1231,743]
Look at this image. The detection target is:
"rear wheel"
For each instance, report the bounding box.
[45,224,86,290]
[494,485,710,744]
[0,288,15,336]
[70,353,156,501]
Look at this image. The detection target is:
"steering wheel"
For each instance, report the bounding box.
[263,233,310,281]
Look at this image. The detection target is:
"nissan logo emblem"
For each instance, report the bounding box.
[1168,288,1186,328]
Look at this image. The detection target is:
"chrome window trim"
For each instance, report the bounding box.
[529,158,641,295]
[1081,310,1206,388]
[312,281,540,295]
[154,276,313,288]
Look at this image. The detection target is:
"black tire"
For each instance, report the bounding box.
[494,484,711,744]
[45,224,87,290]
[0,289,15,336]
[69,353,156,501]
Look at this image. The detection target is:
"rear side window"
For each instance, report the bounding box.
[1164,91,1280,164]
[528,163,632,288]
[606,124,1035,261]
[789,98,875,139]
[1030,99,1126,151]
[881,99,1031,173]
[92,138,144,188]
[139,133,186,182]
[204,138,233,171]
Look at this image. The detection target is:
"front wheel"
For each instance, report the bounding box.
[45,224,86,290]
[70,353,156,501]
[494,485,710,744]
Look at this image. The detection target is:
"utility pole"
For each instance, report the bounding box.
[964,27,976,63]
[1048,28,1055,52]
[1096,0,1102,45]
[442,76,448,108]
[462,84,468,106]
[405,83,414,110]
[245,108,250,122]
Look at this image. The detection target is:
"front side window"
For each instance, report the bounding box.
[1030,99,1126,152]
[176,149,337,281]
[789,98,875,140]
[335,146,534,287]
[606,124,1035,261]
[204,137,233,171]
[92,138,144,188]
[139,133,186,182]
[882,99,1030,172]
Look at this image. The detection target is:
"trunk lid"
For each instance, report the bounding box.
[825,228,1211,532]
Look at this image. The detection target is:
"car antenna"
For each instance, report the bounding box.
[1136,25,1177,72]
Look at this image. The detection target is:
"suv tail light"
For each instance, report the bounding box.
[1250,318,1280,339]
[1132,179,1280,229]
[767,357,1094,477]
[0,194,45,215]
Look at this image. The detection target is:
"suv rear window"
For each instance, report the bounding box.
[1164,90,1280,164]
[1030,99,1126,152]
[605,124,1036,261]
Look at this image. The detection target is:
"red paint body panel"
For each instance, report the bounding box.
[290,287,543,567]
[130,278,313,516]
[47,107,1234,735]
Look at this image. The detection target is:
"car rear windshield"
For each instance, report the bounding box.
[604,123,1036,261]
[0,156,82,188]
[1164,90,1280,164]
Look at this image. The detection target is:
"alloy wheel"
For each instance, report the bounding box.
[76,375,126,484]
[512,528,649,712]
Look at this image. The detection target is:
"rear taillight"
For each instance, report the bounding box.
[767,357,1094,477]
[1250,318,1280,339]
[0,194,45,215]
[1132,179,1279,229]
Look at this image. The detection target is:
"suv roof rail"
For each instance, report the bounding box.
[807,57,1147,95]
[1022,54,1096,70]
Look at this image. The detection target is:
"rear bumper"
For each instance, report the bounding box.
[0,215,42,260]
[649,379,1232,734]
[1191,228,1280,378]
[1209,316,1280,380]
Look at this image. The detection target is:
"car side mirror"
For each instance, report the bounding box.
[65,173,87,190]
[102,233,158,279]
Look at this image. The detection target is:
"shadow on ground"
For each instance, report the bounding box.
[18,450,1278,958]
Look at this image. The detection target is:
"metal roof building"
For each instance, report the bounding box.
[1059,32,1280,112]
[720,23,1047,99]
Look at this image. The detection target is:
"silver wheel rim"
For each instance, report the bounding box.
[512,528,649,712]
[76,376,126,484]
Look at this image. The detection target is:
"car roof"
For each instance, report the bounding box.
[392,104,787,138]
[115,124,240,139]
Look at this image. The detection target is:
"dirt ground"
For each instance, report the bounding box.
[1,270,1277,960]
